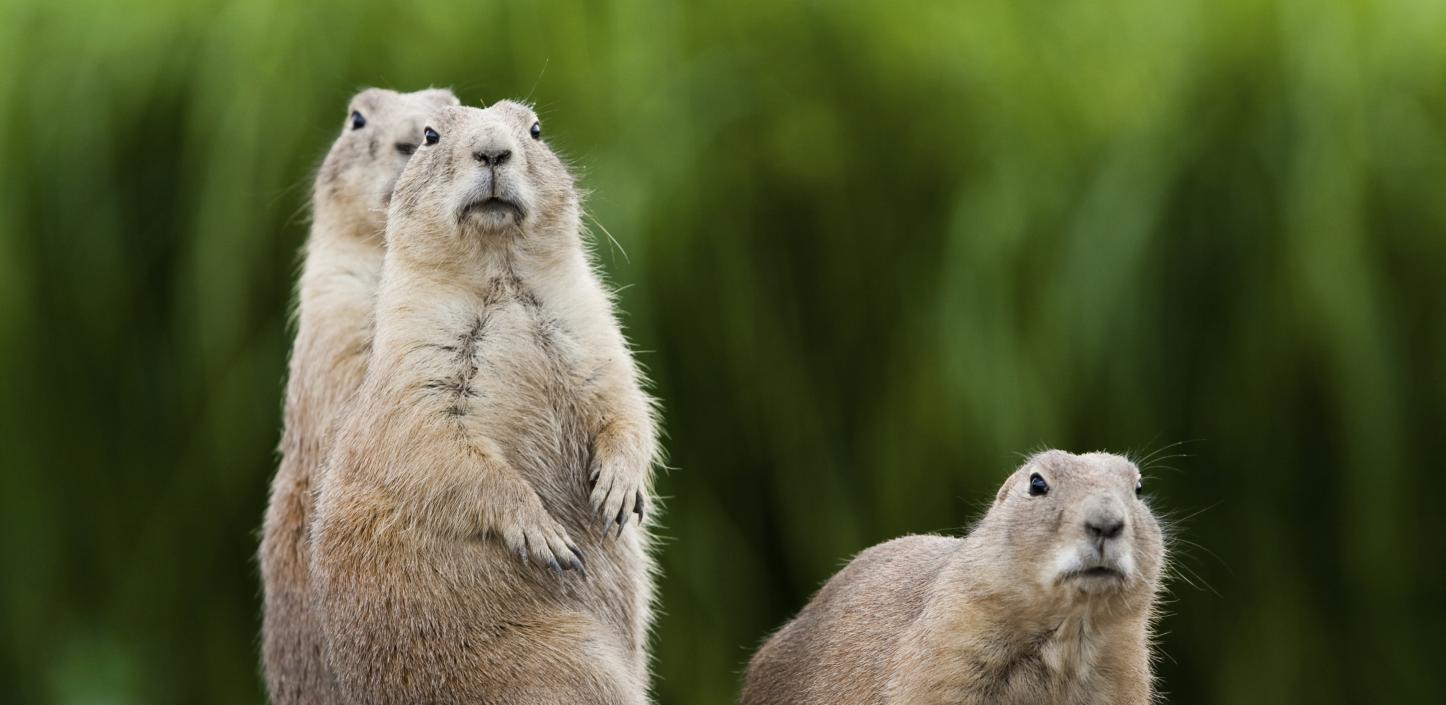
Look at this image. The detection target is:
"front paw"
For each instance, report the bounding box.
[588,459,646,538]
[500,512,585,574]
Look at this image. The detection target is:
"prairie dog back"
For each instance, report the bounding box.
[741,451,1166,705]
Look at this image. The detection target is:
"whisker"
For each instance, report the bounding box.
[585,211,630,263]
[1135,438,1205,468]
[1161,501,1223,528]
[526,58,551,103]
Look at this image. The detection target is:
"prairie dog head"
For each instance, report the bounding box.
[314,87,460,236]
[387,101,580,265]
[978,451,1164,614]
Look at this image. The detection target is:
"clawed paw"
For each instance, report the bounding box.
[502,518,585,573]
[588,463,646,538]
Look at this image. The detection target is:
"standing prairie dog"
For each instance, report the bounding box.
[742,451,1166,705]
[311,101,659,705]
[259,87,459,705]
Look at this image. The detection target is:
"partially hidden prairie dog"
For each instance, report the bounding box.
[259,87,459,705]
[311,101,660,705]
[741,451,1166,705]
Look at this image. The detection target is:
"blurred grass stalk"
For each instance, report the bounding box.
[1,1,1444,704]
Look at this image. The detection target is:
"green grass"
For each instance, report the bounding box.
[2,1,1444,703]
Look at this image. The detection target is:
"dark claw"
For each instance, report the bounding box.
[589,468,600,486]
[615,507,628,537]
[548,558,563,574]
[592,480,615,527]
[567,543,585,565]
[634,491,645,521]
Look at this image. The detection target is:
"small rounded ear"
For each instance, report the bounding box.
[994,474,1017,506]
[419,88,461,107]
[350,86,388,109]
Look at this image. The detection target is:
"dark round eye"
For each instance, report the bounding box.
[423,127,440,146]
[530,121,541,140]
[350,111,366,130]
[1135,479,1143,497]
[1028,473,1049,497]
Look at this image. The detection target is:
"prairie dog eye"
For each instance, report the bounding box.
[424,127,440,145]
[1028,473,1049,497]
[1135,478,1143,498]
[530,121,541,140]
[351,111,366,130]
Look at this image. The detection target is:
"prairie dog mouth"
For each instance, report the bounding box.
[1069,566,1124,580]
[460,196,525,224]
[1056,563,1128,592]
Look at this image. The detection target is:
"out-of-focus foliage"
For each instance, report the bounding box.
[2,0,1444,703]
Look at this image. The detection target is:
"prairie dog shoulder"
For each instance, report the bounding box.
[745,536,959,705]
[741,451,1167,705]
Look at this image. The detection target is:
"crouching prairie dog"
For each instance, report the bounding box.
[260,86,458,705]
[311,101,659,705]
[741,451,1166,705]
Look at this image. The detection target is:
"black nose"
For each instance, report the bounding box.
[1086,516,1125,540]
[474,149,511,166]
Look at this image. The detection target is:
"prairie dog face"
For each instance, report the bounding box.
[987,451,1164,608]
[388,101,578,260]
[315,87,460,233]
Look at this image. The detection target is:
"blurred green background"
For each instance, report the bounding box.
[2,0,1444,703]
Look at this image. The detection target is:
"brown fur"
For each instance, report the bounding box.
[310,101,660,705]
[741,451,1166,705]
[259,87,459,705]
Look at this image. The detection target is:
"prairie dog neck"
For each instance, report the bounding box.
[371,229,606,373]
[309,204,386,249]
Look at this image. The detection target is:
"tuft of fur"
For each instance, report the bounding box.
[741,451,1167,705]
[310,101,661,705]
[259,87,460,705]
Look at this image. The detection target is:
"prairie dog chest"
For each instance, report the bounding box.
[433,273,601,422]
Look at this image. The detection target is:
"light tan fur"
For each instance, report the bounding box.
[310,101,659,705]
[259,87,460,705]
[741,451,1165,705]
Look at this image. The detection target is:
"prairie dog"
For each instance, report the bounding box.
[741,451,1166,705]
[311,101,659,705]
[259,87,459,705]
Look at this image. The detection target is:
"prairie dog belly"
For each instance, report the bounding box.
[444,280,603,519]
[412,279,646,639]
